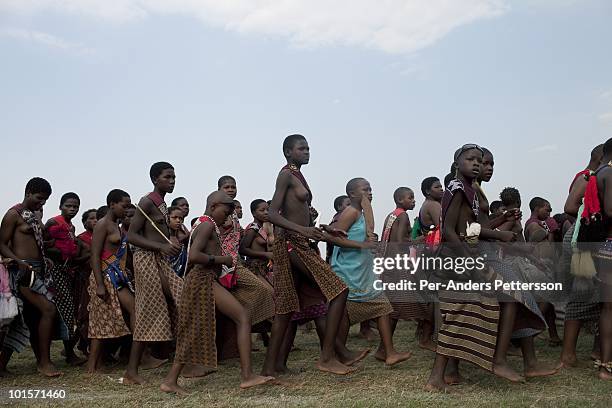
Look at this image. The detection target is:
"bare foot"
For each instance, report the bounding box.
[341,349,371,366]
[122,372,147,385]
[598,369,612,381]
[374,350,385,362]
[140,355,168,370]
[160,381,189,396]
[66,354,88,366]
[385,351,412,367]
[493,363,524,383]
[85,367,109,375]
[358,329,377,342]
[424,379,451,393]
[181,364,212,379]
[524,363,558,378]
[557,355,577,370]
[444,371,465,385]
[418,340,437,353]
[273,365,300,376]
[591,351,601,361]
[240,374,275,389]
[38,363,62,378]
[316,359,357,375]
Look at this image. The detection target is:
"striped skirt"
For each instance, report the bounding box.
[437,291,500,372]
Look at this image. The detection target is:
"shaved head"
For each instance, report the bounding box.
[206,191,234,209]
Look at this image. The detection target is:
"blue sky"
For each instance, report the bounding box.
[1,0,611,232]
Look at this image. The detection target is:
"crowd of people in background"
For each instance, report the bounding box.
[1,134,611,395]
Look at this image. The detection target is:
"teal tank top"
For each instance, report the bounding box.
[331,213,383,302]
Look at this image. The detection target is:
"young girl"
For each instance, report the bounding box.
[87,189,138,377]
[168,206,188,278]
[161,192,274,394]
[327,178,412,367]
[240,199,273,286]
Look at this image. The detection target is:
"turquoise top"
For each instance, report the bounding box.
[331,213,382,302]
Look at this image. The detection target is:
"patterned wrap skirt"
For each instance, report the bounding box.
[174,264,217,368]
[87,273,130,339]
[273,228,347,315]
[132,249,183,342]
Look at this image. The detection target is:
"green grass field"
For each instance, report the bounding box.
[1,322,611,407]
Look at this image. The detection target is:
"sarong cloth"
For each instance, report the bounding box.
[87,239,131,339]
[47,215,80,340]
[273,228,346,315]
[132,250,183,342]
[379,208,431,322]
[435,179,500,371]
[174,264,216,368]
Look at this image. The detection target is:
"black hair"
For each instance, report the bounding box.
[190,217,198,227]
[149,162,174,181]
[106,189,130,206]
[283,134,307,156]
[346,178,367,196]
[489,201,503,214]
[25,177,52,196]
[168,206,183,216]
[218,175,236,189]
[604,138,612,157]
[250,199,267,213]
[96,206,108,220]
[81,209,97,225]
[500,187,521,207]
[421,177,440,197]
[60,192,80,206]
[333,195,349,212]
[529,197,548,212]
[393,187,413,205]
[171,196,187,206]
[233,200,241,205]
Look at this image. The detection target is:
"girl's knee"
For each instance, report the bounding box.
[235,309,251,327]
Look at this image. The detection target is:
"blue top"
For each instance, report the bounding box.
[331,213,382,302]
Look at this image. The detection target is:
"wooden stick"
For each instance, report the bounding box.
[135,204,172,244]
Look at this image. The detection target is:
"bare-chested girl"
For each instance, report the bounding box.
[161,191,274,395]
[0,177,61,377]
[87,189,137,374]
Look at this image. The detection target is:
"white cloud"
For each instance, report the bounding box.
[529,144,558,153]
[599,112,612,123]
[601,90,612,100]
[0,0,508,54]
[1,28,93,54]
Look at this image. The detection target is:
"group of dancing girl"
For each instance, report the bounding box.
[1,134,611,396]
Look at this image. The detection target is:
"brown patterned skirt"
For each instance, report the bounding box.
[436,290,500,372]
[132,250,183,342]
[273,228,347,315]
[174,264,217,368]
[87,274,130,339]
[382,251,433,322]
[231,264,275,325]
[245,258,273,286]
[346,297,393,325]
